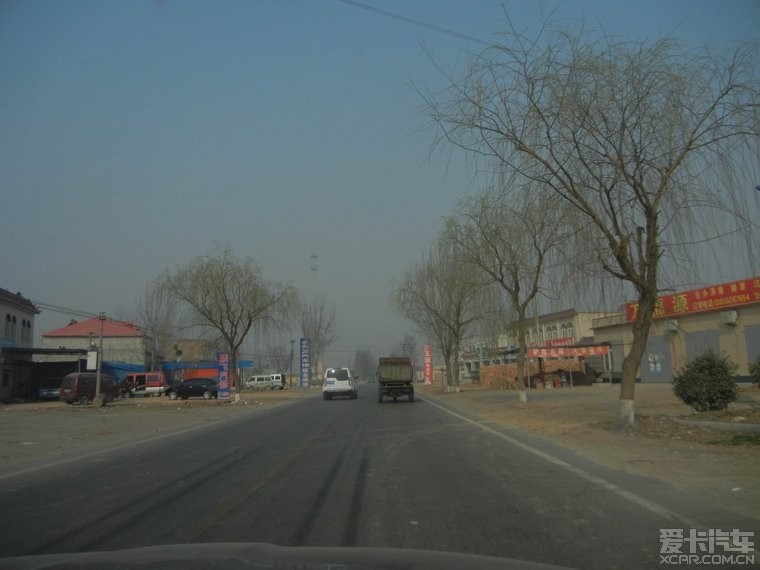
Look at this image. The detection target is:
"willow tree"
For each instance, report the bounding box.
[445,183,571,401]
[298,296,338,377]
[392,236,490,391]
[429,28,760,428]
[162,249,298,391]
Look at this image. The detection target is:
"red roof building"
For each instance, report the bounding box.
[41,317,154,367]
[43,317,144,339]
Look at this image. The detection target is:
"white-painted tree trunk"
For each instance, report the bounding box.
[618,399,635,430]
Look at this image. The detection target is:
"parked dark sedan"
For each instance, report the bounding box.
[37,377,62,400]
[164,378,218,400]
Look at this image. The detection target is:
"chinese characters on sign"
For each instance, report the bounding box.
[660,528,754,566]
[217,352,230,400]
[626,277,760,322]
[299,338,311,388]
[423,344,433,385]
[527,345,609,358]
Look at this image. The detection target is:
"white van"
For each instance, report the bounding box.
[270,373,286,390]
[245,375,274,390]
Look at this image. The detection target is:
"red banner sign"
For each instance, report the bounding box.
[626,277,760,322]
[528,345,609,358]
[423,344,433,385]
[529,337,575,348]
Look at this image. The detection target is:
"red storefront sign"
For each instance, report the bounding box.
[626,277,760,322]
[528,345,609,358]
[423,344,433,385]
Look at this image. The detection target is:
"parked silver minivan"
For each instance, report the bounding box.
[245,375,274,390]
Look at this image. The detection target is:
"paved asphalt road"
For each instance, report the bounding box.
[0,386,756,569]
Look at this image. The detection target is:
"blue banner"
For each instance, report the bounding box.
[299,338,311,388]
[217,352,231,399]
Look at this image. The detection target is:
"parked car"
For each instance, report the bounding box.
[164,378,218,400]
[245,375,275,390]
[59,372,120,405]
[120,372,168,398]
[37,377,62,400]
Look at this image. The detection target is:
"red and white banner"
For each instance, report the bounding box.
[527,345,609,358]
[529,337,575,348]
[423,344,433,385]
[626,276,760,322]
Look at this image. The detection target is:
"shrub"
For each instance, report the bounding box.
[750,355,760,389]
[672,351,738,412]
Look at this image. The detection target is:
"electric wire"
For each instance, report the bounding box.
[336,0,492,46]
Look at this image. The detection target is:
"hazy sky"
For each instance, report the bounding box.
[2,0,759,366]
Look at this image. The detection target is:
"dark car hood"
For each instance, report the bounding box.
[0,543,574,570]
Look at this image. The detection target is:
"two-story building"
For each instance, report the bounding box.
[0,288,40,400]
[461,308,617,386]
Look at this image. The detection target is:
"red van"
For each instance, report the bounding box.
[120,372,168,397]
[59,372,120,405]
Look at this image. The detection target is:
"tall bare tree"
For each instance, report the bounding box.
[429,27,760,427]
[353,348,375,379]
[299,296,338,375]
[136,279,182,369]
[161,248,298,391]
[393,236,490,391]
[397,333,419,368]
[445,183,571,400]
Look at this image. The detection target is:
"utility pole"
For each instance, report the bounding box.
[95,312,105,401]
[310,252,318,302]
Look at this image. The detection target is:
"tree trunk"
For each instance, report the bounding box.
[452,341,461,391]
[516,307,528,402]
[617,291,657,429]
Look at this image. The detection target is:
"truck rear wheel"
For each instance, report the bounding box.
[409,389,414,403]
[377,388,383,404]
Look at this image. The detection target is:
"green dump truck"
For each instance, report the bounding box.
[377,356,414,403]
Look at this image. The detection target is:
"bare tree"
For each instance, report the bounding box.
[161,248,299,391]
[429,27,760,427]
[258,341,291,374]
[392,236,490,391]
[445,183,571,400]
[136,279,182,369]
[398,333,419,368]
[299,296,338,374]
[353,348,375,379]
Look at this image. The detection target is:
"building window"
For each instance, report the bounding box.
[4,314,11,338]
[562,322,574,340]
[22,319,32,342]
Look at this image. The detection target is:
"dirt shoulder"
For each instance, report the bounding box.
[0,389,313,477]
[419,382,760,521]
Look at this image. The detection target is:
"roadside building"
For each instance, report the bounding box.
[0,288,40,400]
[461,309,616,387]
[592,276,760,382]
[40,316,155,368]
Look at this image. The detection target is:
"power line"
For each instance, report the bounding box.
[33,301,98,320]
[336,0,492,47]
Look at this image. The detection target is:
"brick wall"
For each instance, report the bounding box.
[480,359,584,388]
